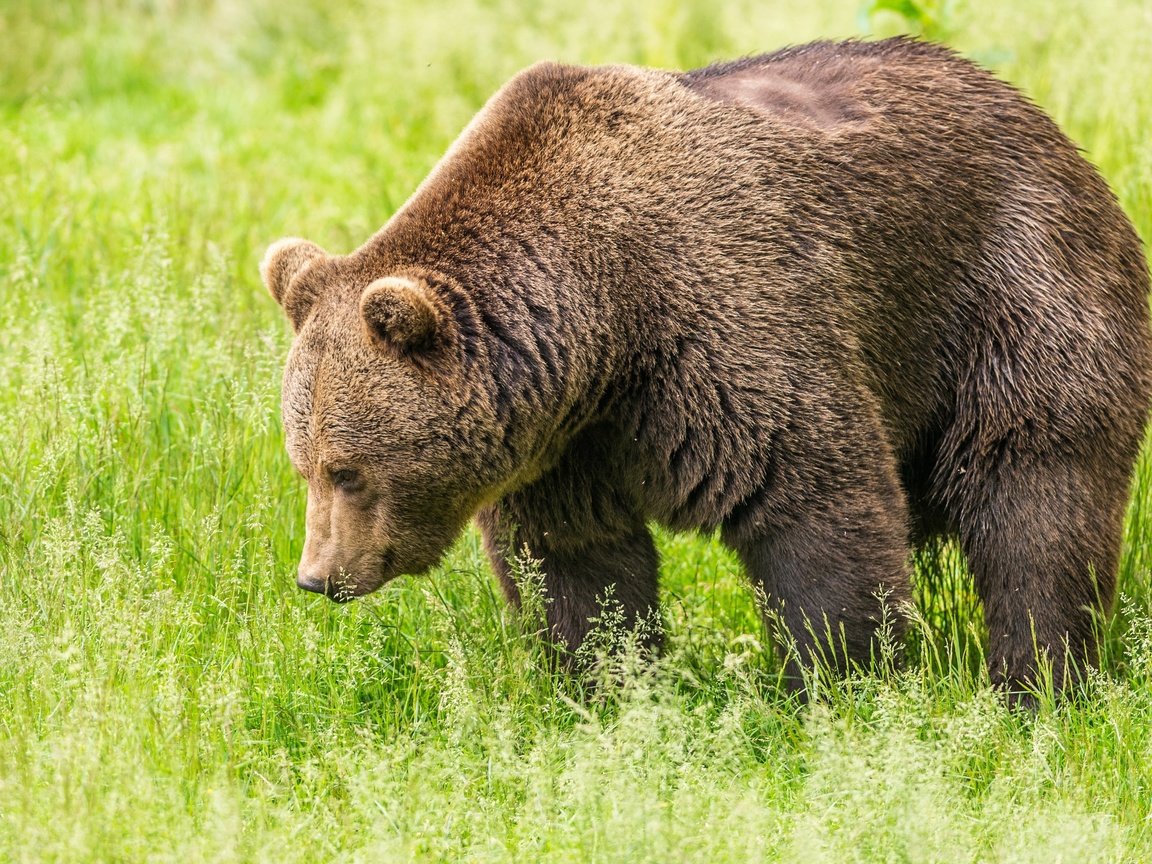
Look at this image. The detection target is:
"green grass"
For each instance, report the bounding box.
[3,0,1152,860]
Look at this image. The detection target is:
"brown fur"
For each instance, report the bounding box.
[262,38,1152,698]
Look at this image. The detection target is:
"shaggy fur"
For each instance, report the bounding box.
[263,37,1152,697]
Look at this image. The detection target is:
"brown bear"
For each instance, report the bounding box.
[261,37,1152,699]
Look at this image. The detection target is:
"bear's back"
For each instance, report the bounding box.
[679,39,924,134]
[680,38,1011,133]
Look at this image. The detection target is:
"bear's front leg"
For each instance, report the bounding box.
[723,401,914,696]
[732,500,912,695]
[477,489,661,667]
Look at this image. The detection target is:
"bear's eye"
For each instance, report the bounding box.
[331,468,362,492]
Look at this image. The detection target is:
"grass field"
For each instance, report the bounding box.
[3,0,1152,860]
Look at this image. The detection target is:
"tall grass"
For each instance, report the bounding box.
[2,0,1152,860]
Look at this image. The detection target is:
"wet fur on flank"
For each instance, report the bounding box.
[265,37,1152,698]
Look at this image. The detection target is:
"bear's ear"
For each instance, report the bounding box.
[260,237,328,331]
[360,275,448,357]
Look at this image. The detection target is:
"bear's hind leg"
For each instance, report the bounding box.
[950,449,1127,701]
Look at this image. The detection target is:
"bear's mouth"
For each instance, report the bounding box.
[302,549,398,603]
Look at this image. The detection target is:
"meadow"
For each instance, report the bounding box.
[3,0,1152,860]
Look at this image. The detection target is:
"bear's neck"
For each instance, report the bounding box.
[363,213,647,479]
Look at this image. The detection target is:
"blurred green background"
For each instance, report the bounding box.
[3,0,1152,861]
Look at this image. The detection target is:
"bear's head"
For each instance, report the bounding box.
[261,237,503,601]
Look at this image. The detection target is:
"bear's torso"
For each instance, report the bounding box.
[351,38,1150,538]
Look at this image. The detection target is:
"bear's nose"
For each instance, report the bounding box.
[296,568,328,594]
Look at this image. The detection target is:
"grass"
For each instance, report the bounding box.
[2,0,1152,860]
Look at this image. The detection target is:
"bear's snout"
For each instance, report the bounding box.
[295,543,397,602]
[295,567,330,596]
[295,565,364,603]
